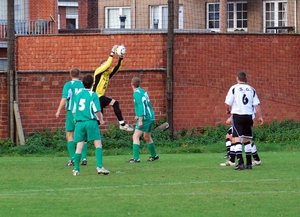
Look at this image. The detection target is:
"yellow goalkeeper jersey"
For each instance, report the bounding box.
[92,55,123,97]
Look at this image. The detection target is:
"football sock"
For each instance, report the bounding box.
[112,101,125,125]
[95,147,103,168]
[235,142,244,165]
[81,142,88,160]
[67,141,75,161]
[74,153,81,171]
[147,143,157,157]
[244,141,252,165]
[251,143,261,161]
[226,138,231,155]
[133,144,140,160]
[229,143,236,163]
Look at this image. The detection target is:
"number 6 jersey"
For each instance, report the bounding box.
[225,83,260,115]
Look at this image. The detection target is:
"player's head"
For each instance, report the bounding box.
[82,74,94,89]
[70,67,80,78]
[101,60,107,66]
[131,77,141,88]
[237,70,247,83]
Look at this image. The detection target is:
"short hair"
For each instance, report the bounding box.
[131,77,141,88]
[70,67,80,78]
[82,74,94,89]
[237,70,247,83]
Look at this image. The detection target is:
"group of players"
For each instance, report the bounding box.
[221,70,263,170]
[56,45,159,176]
[56,45,262,175]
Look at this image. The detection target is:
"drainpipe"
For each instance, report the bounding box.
[133,0,136,28]
[7,0,16,142]
[295,0,297,32]
[167,0,174,139]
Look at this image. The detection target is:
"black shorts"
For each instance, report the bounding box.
[232,114,253,138]
[227,127,233,135]
[99,96,112,112]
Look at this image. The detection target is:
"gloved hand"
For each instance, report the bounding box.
[111,45,118,53]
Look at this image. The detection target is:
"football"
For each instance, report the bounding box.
[116,45,126,56]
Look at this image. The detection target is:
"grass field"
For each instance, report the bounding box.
[0,151,299,217]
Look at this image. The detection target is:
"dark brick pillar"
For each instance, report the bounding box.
[79,0,98,28]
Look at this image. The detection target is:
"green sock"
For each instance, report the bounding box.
[133,144,140,160]
[67,141,75,161]
[81,143,88,160]
[95,147,103,168]
[74,153,81,171]
[147,143,157,157]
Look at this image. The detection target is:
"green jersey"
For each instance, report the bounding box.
[133,87,155,120]
[73,89,101,122]
[62,79,83,111]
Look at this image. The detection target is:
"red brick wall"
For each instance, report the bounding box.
[0,73,8,138]
[172,34,300,130]
[58,7,67,29]
[29,0,57,21]
[78,0,99,28]
[13,34,166,138]
[78,0,88,29]
[1,33,299,139]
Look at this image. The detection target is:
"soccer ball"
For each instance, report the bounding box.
[116,45,126,56]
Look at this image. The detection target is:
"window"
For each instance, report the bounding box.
[0,58,7,70]
[264,1,287,33]
[66,7,78,29]
[0,0,29,34]
[0,0,28,20]
[207,2,247,32]
[150,5,183,29]
[105,7,131,29]
[58,1,78,30]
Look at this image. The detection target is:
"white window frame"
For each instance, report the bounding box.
[105,7,131,29]
[150,5,184,29]
[58,2,78,30]
[150,5,168,29]
[207,2,248,32]
[263,1,287,33]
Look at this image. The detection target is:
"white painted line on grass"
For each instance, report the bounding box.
[0,177,300,196]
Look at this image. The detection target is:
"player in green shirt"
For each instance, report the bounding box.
[127,77,159,163]
[72,74,109,176]
[55,68,88,166]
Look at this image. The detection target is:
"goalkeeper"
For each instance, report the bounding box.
[92,45,133,132]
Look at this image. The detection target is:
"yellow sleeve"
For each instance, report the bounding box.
[94,56,113,76]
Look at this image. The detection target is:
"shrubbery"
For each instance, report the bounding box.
[0,119,300,156]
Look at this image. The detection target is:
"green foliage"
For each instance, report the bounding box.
[253,119,300,142]
[0,119,300,156]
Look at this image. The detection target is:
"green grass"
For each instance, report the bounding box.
[0,152,299,217]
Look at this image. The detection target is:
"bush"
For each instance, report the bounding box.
[0,119,300,156]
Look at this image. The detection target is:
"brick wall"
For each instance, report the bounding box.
[1,33,299,139]
[29,0,57,21]
[78,0,88,28]
[12,34,166,138]
[58,7,67,29]
[172,34,300,130]
[0,73,8,138]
